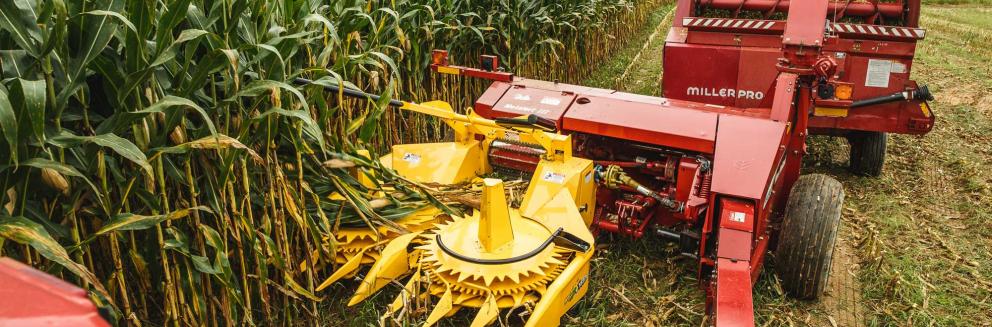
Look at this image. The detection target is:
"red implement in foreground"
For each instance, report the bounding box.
[433,1,933,325]
[0,258,110,327]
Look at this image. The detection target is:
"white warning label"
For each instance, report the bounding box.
[891,62,907,74]
[540,97,561,105]
[401,153,421,165]
[541,171,566,184]
[865,59,892,88]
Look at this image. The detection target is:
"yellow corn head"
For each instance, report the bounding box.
[320,98,597,326]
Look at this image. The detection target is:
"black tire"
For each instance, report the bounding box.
[775,174,845,300]
[848,131,886,177]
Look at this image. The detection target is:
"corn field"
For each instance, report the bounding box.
[0,0,660,325]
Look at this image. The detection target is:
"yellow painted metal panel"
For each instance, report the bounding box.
[436,66,461,75]
[813,107,849,117]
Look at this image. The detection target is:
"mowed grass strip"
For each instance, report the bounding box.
[838,5,992,326]
[570,4,992,327]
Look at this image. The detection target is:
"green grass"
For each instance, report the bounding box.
[582,4,674,95]
[922,0,992,5]
[770,5,992,326]
[833,6,992,325]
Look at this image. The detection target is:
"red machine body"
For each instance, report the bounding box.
[436,1,928,326]
[475,73,792,327]
[0,258,110,327]
[662,0,935,136]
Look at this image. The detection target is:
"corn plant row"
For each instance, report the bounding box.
[0,0,662,324]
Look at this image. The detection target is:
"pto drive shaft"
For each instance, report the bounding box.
[598,165,682,211]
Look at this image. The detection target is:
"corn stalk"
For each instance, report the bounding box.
[0,0,663,324]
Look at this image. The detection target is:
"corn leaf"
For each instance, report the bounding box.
[93,206,211,237]
[9,79,46,142]
[69,0,122,81]
[0,50,33,77]
[150,29,210,67]
[190,255,221,275]
[0,0,43,57]
[0,215,110,298]
[358,81,394,141]
[253,107,324,152]
[36,0,66,59]
[154,0,192,43]
[53,0,123,112]
[80,9,137,34]
[285,274,323,301]
[199,224,235,287]
[48,131,154,177]
[0,86,17,163]
[155,134,262,163]
[131,96,218,137]
[162,227,191,254]
[19,158,101,200]
[236,80,309,109]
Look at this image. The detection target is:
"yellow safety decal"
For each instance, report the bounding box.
[436,66,460,75]
[920,102,931,118]
[814,107,849,118]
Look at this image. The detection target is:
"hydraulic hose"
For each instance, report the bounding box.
[435,227,590,265]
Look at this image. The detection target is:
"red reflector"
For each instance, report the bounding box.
[431,50,449,66]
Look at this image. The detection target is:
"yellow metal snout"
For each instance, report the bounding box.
[479,179,513,252]
[347,171,594,326]
[319,100,598,326]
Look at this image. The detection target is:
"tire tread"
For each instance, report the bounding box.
[775,174,845,300]
[849,132,886,177]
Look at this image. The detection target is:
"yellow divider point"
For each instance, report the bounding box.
[316,245,371,292]
[348,232,421,305]
[424,286,454,327]
[470,293,499,327]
